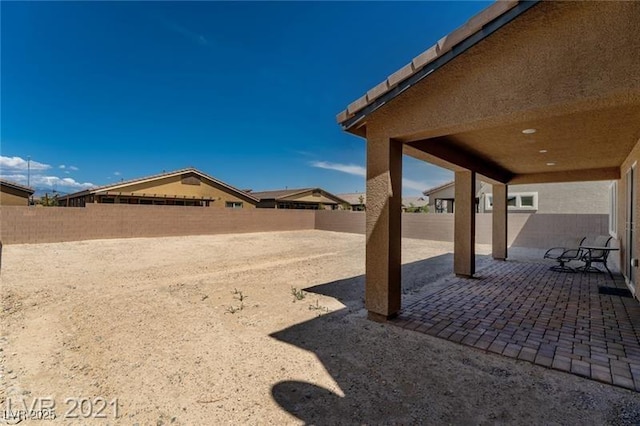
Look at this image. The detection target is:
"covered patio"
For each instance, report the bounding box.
[337,0,640,389]
[338,1,639,315]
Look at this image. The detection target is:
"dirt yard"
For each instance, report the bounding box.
[1,230,639,425]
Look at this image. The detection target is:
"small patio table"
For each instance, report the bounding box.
[577,245,619,280]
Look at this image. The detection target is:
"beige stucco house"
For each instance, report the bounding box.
[252,188,348,210]
[339,192,429,212]
[0,179,34,206]
[425,180,610,214]
[58,168,258,208]
[337,1,640,321]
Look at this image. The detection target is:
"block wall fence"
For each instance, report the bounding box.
[1,205,608,250]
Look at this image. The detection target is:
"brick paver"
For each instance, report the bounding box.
[392,260,640,392]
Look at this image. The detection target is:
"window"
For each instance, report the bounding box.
[609,181,618,238]
[520,195,535,208]
[485,192,538,211]
[226,201,243,209]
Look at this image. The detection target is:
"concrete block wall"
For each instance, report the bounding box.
[1,205,609,250]
[0,204,315,244]
[314,210,610,249]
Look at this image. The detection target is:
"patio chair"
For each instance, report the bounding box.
[543,237,586,272]
[577,235,614,280]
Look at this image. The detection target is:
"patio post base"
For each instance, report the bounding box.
[456,273,474,278]
[368,311,398,322]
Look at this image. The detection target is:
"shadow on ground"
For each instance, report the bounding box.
[269,255,640,425]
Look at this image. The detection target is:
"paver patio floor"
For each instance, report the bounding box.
[392,260,640,391]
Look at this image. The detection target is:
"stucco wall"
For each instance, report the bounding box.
[478,181,610,214]
[0,189,29,206]
[618,137,640,296]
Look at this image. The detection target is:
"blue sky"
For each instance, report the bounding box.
[1,1,491,195]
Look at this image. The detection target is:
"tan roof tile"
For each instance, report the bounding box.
[366,80,391,103]
[412,45,440,71]
[467,1,518,30]
[387,63,415,88]
[347,94,369,115]
[336,109,350,123]
[437,21,478,54]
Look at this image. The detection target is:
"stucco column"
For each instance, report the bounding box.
[492,183,508,260]
[365,134,403,322]
[454,170,476,277]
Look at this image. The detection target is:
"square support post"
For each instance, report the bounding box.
[365,135,403,322]
[492,183,508,260]
[454,171,476,277]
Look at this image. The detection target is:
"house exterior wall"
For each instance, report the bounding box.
[0,186,30,206]
[478,181,610,214]
[618,137,640,298]
[426,186,455,212]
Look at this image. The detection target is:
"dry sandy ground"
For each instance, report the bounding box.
[1,230,639,425]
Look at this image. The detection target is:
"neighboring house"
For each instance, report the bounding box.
[252,188,348,210]
[425,180,610,214]
[58,168,258,208]
[337,193,366,211]
[401,196,429,213]
[338,193,429,212]
[424,180,479,213]
[0,179,34,206]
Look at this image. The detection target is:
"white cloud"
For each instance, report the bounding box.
[69,166,79,171]
[30,175,94,190]
[311,161,366,177]
[311,159,441,194]
[113,171,121,176]
[0,156,93,191]
[0,156,51,171]
[402,177,430,192]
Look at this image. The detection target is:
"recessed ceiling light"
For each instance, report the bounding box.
[522,128,537,134]
[546,162,556,166]
[539,149,548,153]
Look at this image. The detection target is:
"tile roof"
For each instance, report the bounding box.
[423,181,455,196]
[338,193,429,207]
[58,168,259,202]
[250,188,315,200]
[337,1,532,128]
[0,179,35,194]
[336,193,367,205]
[252,188,349,205]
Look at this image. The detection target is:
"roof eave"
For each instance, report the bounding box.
[339,1,540,132]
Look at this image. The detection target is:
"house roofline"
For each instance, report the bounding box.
[0,179,35,195]
[337,1,540,132]
[57,168,259,203]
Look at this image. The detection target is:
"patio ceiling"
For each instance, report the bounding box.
[404,102,640,185]
[341,1,640,185]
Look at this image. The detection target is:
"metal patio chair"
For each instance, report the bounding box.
[543,237,586,272]
[577,235,615,280]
